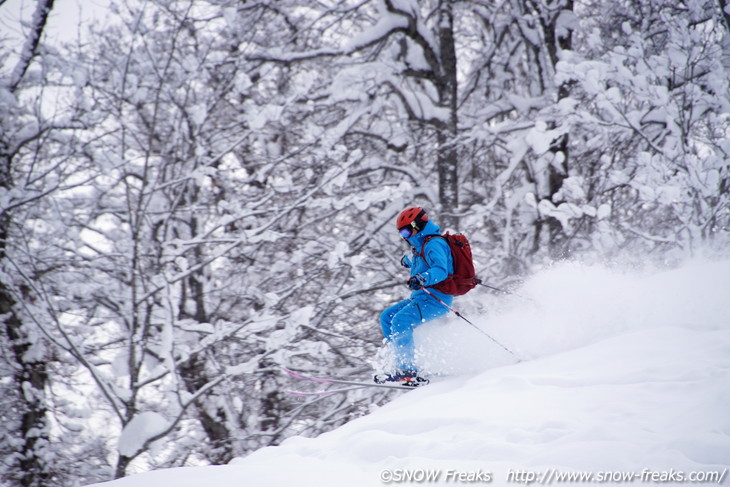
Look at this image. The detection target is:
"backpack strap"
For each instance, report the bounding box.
[416,235,445,266]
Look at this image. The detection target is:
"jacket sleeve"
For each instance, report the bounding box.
[419,238,452,286]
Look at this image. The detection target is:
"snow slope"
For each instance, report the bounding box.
[88,259,730,487]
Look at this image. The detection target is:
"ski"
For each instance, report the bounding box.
[285,386,368,397]
[282,368,421,391]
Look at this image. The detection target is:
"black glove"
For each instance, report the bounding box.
[407,274,427,290]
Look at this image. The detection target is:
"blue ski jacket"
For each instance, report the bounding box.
[401,220,454,302]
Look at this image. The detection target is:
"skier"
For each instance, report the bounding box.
[376,206,454,386]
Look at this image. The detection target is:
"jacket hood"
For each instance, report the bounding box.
[405,219,441,249]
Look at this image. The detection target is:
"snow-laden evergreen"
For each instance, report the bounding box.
[88,259,730,487]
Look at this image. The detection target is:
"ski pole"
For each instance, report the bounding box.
[420,287,521,361]
[478,281,534,302]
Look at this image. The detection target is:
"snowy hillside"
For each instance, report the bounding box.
[88,260,730,487]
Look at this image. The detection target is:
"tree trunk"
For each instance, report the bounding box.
[528,0,574,257]
[719,0,730,34]
[1,163,51,487]
[0,1,56,483]
[183,213,235,464]
[436,0,460,230]
[114,455,132,480]
[180,355,234,465]
[547,0,573,258]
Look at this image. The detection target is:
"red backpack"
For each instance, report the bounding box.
[420,232,481,296]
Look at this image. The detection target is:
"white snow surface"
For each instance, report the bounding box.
[89,259,730,487]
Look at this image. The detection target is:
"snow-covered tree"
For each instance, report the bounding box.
[550,0,730,259]
[0,0,82,485]
[19,0,398,477]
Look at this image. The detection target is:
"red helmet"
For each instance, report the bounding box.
[396,206,429,236]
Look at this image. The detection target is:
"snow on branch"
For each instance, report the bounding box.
[248,0,432,66]
[383,78,450,128]
[7,0,55,92]
[118,372,229,459]
[341,5,409,52]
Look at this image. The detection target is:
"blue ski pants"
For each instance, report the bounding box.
[379,291,452,371]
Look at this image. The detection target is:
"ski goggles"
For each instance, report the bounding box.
[399,227,415,239]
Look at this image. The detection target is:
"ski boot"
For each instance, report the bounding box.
[374,370,429,387]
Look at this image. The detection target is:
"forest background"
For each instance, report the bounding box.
[1,0,729,485]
